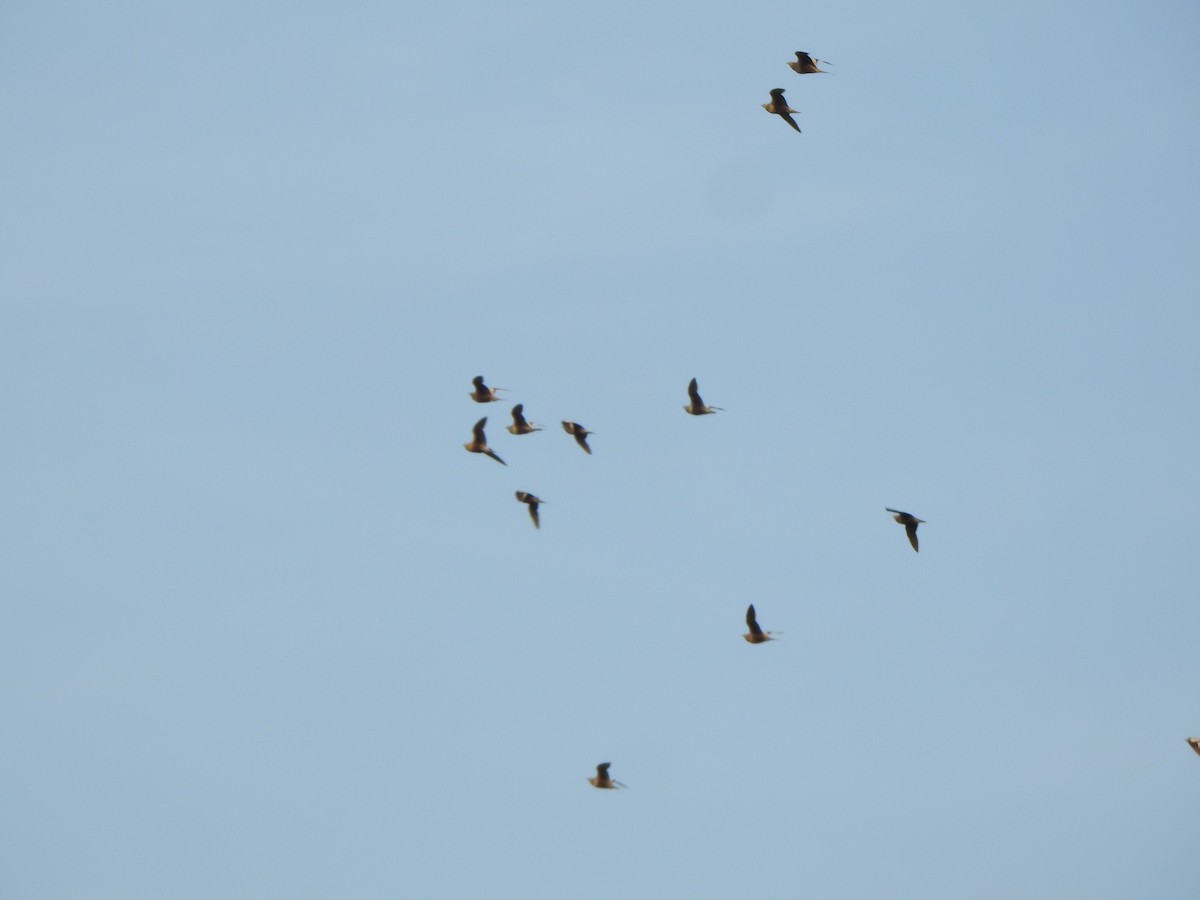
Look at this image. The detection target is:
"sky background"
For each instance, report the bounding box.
[3,1,1199,897]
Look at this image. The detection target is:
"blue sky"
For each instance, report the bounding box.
[3,1,1199,897]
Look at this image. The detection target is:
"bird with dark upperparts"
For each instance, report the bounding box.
[763,88,801,133]
[886,508,925,552]
[589,762,625,789]
[561,421,593,455]
[683,377,723,416]
[788,51,830,74]
[506,403,542,435]
[743,604,777,644]
[469,375,505,403]
[1188,738,1200,757]
[464,417,506,465]
[515,491,543,528]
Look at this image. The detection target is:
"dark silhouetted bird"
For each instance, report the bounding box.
[589,762,625,789]
[469,375,505,403]
[464,418,506,465]
[886,508,925,552]
[788,51,830,74]
[683,377,723,415]
[515,491,543,528]
[763,88,801,133]
[506,403,542,435]
[561,421,594,455]
[743,604,777,644]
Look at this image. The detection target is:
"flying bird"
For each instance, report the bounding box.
[469,375,505,403]
[886,508,925,552]
[506,403,542,435]
[788,51,830,74]
[743,604,777,644]
[763,88,801,133]
[464,417,506,465]
[561,421,594,455]
[683,377,723,415]
[1188,737,1200,756]
[589,762,625,789]
[515,491,543,528]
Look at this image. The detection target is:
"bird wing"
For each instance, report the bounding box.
[688,378,703,406]
[780,110,801,132]
[905,522,919,552]
[529,504,539,528]
[486,448,507,466]
[473,418,487,440]
[746,604,763,636]
[511,404,526,425]
[575,432,592,454]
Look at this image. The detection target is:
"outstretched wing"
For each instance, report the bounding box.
[511,403,527,425]
[688,377,703,406]
[746,604,763,636]
[905,522,919,552]
[473,417,488,441]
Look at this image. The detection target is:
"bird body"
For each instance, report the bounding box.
[1188,737,1200,756]
[788,51,829,74]
[515,491,543,528]
[683,377,723,415]
[589,762,625,789]
[743,604,776,643]
[562,421,594,455]
[464,417,506,465]
[469,375,505,403]
[506,403,542,435]
[886,508,925,552]
[763,88,801,133]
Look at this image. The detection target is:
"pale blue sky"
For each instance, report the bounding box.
[3,1,1199,897]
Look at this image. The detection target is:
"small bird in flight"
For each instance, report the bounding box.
[763,88,801,133]
[469,375,505,403]
[464,417,506,465]
[683,377,723,416]
[743,604,777,644]
[589,762,625,789]
[1188,737,1200,756]
[562,421,594,455]
[515,491,543,528]
[788,51,830,74]
[506,403,542,435]
[886,508,925,552]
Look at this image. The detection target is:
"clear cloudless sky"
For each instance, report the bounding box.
[2,1,1198,897]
